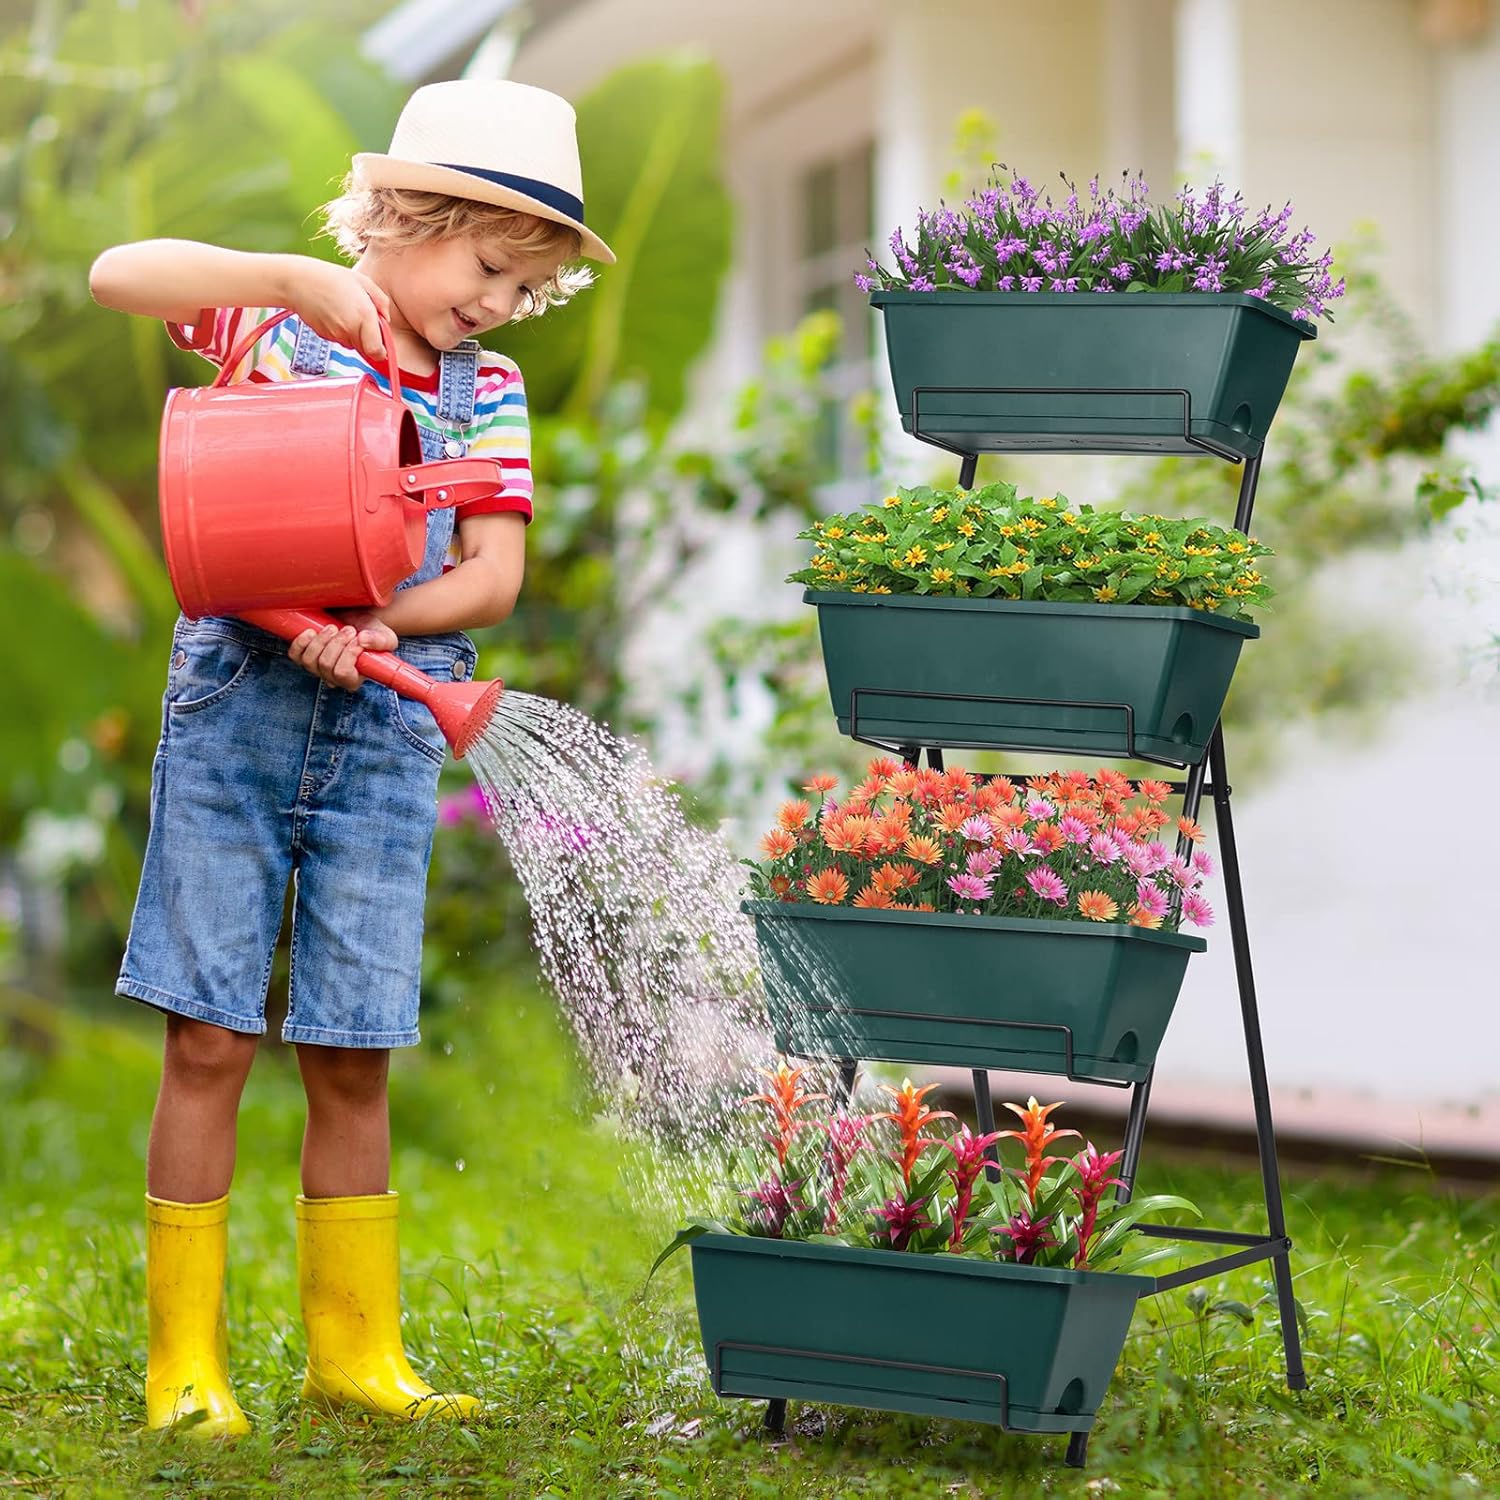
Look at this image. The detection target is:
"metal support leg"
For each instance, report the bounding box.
[1209,726,1306,1391]
[971,1069,1002,1182]
[1113,1067,1155,1205]
[1064,1431,1089,1468]
[958,453,978,489]
[764,1398,787,1436]
[834,1059,858,1108]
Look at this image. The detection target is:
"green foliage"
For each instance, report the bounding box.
[789,482,1273,618]
[1,989,1496,1496]
[492,55,732,427]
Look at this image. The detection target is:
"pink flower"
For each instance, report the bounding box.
[1122,842,1156,878]
[1026,866,1069,905]
[1134,880,1170,918]
[1144,841,1173,872]
[741,1178,807,1238]
[872,1195,931,1251]
[1166,854,1195,889]
[1001,828,1035,857]
[959,816,994,845]
[967,847,1003,879]
[1058,814,1092,845]
[991,1209,1058,1264]
[1192,850,1215,878]
[1182,891,1215,927]
[438,782,490,827]
[1088,832,1120,865]
[944,1126,1004,1251]
[947,872,993,902]
[1025,798,1055,820]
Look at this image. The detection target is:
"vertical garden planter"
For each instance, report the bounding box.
[872,291,1314,460]
[691,1233,1149,1434]
[745,901,1204,1084]
[807,589,1257,765]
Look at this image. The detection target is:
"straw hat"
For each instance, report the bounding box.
[353,79,615,264]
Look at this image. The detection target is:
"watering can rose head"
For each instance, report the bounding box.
[747,759,1215,933]
[858,167,1344,323]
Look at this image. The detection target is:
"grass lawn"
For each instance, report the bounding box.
[1,980,1495,1498]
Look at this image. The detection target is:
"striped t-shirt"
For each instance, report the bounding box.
[167,306,533,522]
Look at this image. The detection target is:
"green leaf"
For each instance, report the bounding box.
[648,1219,729,1278]
[496,56,732,425]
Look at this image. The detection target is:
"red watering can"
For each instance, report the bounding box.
[158,310,504,757]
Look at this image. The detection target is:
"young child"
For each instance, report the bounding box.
[89,79,614,1437]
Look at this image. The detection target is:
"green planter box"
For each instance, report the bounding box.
[807,589,1257,765]
[745,901,1205,1084]
[872,290,1314,460]
[691,1233,1149,1434]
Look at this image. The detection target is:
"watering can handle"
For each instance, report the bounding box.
[212,308,401,399]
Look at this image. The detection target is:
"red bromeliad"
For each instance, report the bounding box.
[999,1096,1081,1205]
[876,1078,956,1190]
[741,1177,808,1239]
[872,1195,931,1251]
[745,1063,828,1170]
[943,1125,1004,1251]
[992,1208,1059,1264]
[822,1112,869,1233]
[1070,1142,1125,1269]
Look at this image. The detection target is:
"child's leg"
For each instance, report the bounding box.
[296,1045,391,1198]
[148,1015,260,1202]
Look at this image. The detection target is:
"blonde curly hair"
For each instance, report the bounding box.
[320,182,594,320]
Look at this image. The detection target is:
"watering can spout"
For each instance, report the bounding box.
[240,608,504,759]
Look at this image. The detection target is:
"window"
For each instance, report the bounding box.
[792,140,877,485]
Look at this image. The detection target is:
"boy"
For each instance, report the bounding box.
[89,78,613,1436]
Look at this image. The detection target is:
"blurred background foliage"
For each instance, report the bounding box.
[2,0,1497,1041]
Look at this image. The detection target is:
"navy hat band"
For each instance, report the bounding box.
[436,164,584,223]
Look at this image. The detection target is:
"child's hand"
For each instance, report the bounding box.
[289,260,392,365]
[288,618,399,692]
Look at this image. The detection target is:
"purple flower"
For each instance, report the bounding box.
[1020,275,1044,292]
[741,1178,807,1238]
[853,273,874,292]
[872,1195,931,1251]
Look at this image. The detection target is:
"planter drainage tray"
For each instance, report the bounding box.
[745,901,1205,1084]
[691,1233,1149,1433]
[808,590,1257,766]
[871,291,1314,460]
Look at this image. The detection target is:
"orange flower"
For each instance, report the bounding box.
[1128,903,1163,929]
[1177,816,1206,843]
[942,767,976,798]
[876,1078,956,1188]
[999,1096,1081,1203]
[866,816,909,857]
[870,863,906,896]
[883,800,913,827]
[914,767,947,804]
[887,768,921,799]
[825,815,873,855]
[1096,768,1132,798]
[1063,802,1102,830]
[903,834,944,866]
[866,757,901,782]
[1114,811,1144,839]
[802,773,838,794]
[1138,778,1174,804]
[760,828,798,859]
[777,799,811,830]
[1141,806,1172,832]
[805,868,850,904]
[769,874,793,900]
[1030,821,1065,854]
[1076,890,1119,923]
[852,885,894,909]
[934,802,971,834]
[745,1062,829,1167]
[1100,791,1125,817]
[987,775,1019,804]
[888,860,922,889]
[989,804,1029,835]
[849,775,886,805]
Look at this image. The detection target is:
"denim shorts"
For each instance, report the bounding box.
[117,615,477,1048]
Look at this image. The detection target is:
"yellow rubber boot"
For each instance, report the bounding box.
[297,1192,479,1421]
[145,1194,251,1438]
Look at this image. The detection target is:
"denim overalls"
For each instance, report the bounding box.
[117,325,482,1048]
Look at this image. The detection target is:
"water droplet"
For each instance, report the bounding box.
[455,1158,466,1172]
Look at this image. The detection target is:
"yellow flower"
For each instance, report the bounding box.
[987,565,1007,577]
[957,521,977,538]
[1227,540,1246,554]
[1143,531,1162,545]
[1059,512,1077,525]
[1000,525,1016,538]
[883,495,902,509]
[1093,585,1117,602]
[1022,517,1046,534]
[903,545,928,566]
[1036,497,1057,509]
[930,566,955,584]
[832,569,848,582]
[871,585,892,594]
[825,525,845,540]
[852,583,869,592]
[931,506,949,523]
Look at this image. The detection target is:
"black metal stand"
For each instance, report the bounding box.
[760,383,1305,1461]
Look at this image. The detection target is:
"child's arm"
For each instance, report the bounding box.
[295,514,526,691]
[88,239,390,362]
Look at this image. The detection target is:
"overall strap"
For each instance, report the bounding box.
[437,339,480,428]
[289,319,332,377]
